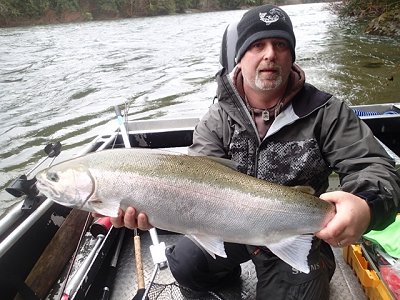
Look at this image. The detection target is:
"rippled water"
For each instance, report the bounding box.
[0,3,399,215]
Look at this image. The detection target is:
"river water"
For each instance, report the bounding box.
[0,3,399,216]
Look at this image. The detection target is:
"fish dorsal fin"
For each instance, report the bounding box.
[188,152,240,171]
[88,195,120,218]
[291,186,315,195]
[206,157,240,171]
[267,235,313,274]
[187,234,227,259]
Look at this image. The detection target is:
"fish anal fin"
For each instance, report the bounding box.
[187,234,227,259]
[267,235,313,274]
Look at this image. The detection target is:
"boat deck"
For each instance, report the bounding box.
[3,105,399,300]
[75,230,367,300]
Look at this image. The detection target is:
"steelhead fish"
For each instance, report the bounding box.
[36,148,335,273]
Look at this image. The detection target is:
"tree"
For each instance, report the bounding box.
[333,0,400,36]
[218,0,241,10]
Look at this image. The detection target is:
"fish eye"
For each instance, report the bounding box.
[47,171,59,182]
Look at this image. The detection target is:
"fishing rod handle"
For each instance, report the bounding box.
[134,235,145,289]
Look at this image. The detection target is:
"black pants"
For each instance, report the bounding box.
[165,236,335,300]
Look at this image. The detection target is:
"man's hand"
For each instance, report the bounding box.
[315,191,371,248]
[92,207,153,231]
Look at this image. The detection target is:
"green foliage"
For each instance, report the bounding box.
[333,0,400,36]
[335,0,400,18]
[0,0,81,20]
[151,0,176,15]
[175,0,191,13]
[5,0,396,30]
[49,0,79,13]
[16,0,50,17]
[0,1,18,18]
[218,0,241,10]
[97,0,119,13]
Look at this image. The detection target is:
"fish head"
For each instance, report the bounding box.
[36,161,94,210]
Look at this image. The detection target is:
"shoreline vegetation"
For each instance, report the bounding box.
[333,0,399,37]
[0,0,398,37]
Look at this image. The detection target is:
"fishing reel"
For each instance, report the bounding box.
[6,142,62,211]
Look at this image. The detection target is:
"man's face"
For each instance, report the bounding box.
[238,38,292,92]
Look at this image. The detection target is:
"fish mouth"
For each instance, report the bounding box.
[35,173,76,207]
[35,167,96,210]
[35,178,64,204]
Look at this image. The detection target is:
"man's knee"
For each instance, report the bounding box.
[165,237,209,290]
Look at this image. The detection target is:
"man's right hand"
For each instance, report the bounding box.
[93,207,153,230]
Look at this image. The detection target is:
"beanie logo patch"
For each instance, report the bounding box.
[259,8,286,26]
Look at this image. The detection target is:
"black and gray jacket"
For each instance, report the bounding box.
[189,66,400,232]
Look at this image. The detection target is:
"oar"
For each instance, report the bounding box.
[13,209,90,300]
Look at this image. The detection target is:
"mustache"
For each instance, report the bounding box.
[257,63,281,72]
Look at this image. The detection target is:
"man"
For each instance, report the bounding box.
[111,4,400,299]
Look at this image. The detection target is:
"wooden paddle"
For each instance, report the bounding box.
[14,209,90,300]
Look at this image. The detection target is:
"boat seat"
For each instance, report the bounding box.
[219,20,239,72]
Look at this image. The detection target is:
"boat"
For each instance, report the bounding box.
[0,102,399,300]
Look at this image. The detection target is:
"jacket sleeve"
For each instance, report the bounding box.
[188,103,230,158]
[319,98,400,232]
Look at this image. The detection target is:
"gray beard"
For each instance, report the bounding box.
[254,73,283,91]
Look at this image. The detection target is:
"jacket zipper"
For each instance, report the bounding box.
[224,74,264,178]
[225,75,261,144]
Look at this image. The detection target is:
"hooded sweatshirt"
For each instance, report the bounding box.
[189,64,400,232]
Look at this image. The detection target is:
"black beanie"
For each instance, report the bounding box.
[235,5,296,63]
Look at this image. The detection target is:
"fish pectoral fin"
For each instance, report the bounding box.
[187,234,227,259]
[266,235,313,274]
[88,195,120,218]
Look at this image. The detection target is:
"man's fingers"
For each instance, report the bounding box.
[106,207,153,230]
[124,207,138,229]
[137,213,152,231]
[110,208,125,228]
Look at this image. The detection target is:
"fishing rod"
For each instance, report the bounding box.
[61,233,106,300]
[60,105,133,300]
[113,104,148,299]
[100,228,126,300]
[58,216,115,300]
[114,105,131,149]
[56,107,132,299]
[113,104,170,300]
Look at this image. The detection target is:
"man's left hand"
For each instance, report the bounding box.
[315,191,371,248]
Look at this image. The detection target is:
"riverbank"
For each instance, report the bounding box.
[0,9,89,28]
[2,4,399,39]
[365,8,400,36]
[0,0,333,29]
[332,1,400,37]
